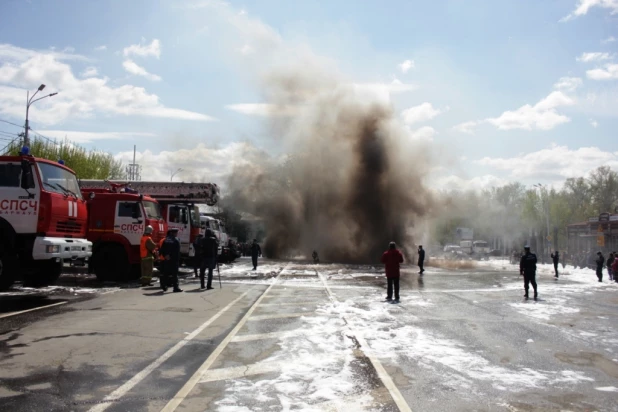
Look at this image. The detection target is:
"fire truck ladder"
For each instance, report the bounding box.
[78,180,220,206]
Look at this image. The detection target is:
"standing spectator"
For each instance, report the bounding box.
[192,233,204,278]
[417,245,425,275]
[607,252,615,282]
[199,229,219,290]
[159,228,183,293]
[381,242,404,303]
[251,239,262,271]
[551,250,560,279]
[595,252,605,282]
[611,254,618,283]
[139,225,157,287]
[520,245,538,300]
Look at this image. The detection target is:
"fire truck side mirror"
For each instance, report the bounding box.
[20,160,34,189]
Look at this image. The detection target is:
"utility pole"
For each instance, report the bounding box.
[24,84,58,146]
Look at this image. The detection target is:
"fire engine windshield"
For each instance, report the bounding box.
[142,201,162,219]
[37,162,82,200]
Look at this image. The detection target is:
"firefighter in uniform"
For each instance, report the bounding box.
[140,225,157,286]
[520,245,538,300]
[159,228,183,293]
[251,239,262,270]
[199,229,219,289]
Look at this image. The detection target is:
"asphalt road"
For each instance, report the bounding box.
[1,257,617,411]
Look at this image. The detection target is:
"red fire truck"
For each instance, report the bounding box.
[79,180,219,278]
[0,147,92,290]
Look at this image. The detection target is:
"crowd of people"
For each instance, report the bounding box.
[138,226,263,293]
[381,242,617,304]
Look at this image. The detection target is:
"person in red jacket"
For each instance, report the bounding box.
[381,241,404,303]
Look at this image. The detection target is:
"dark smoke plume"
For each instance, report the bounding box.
[226,62,435,263]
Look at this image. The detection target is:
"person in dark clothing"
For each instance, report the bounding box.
[159,228,183,293]
[606,252,614,281]
[520,245,538,300]
[551,250,560,278]
[381,242,404,302]
[251,239,262,270]
[417,245,425,275]
[595,252,605,282]
[199,229,219,289]
[312,250,320,264]
[192,234,204,278]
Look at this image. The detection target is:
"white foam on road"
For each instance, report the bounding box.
[316,294,594,393]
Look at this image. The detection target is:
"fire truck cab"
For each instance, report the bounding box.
[159,203,201,261]
[0,147,92,290]
[80,186,167,281]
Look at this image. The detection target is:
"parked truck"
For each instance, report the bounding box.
[0,146,92,290]
[78,180,220,278]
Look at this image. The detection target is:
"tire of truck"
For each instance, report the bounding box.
[0,247,17,291]
[23,260,63,287]
[92,243,130,282]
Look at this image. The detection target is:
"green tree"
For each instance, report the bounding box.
[6,137,124,179]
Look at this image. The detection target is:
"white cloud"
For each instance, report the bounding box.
[475,144,618,180]
[40,130,156,144]
[589,118,599,127]
[239,44,253,55]
[408,126,437,142]
[553,76,583,92]
[80,66,98,78]
[0,43,88,62]
[434,174,510,192]
[94,45,107,51]
[122,59,162,81]
[602,36,616,43]
[452,121,479,135]
[225,103,296,116]
[485,91,575,131]
[0,46,215,125]
[398,59,415,73]
[560,0,618,22]
[401,102,441,125]
[114,142,268,185]
[586,63,618,80]
[576,52,612,62]
[123,39,161,59]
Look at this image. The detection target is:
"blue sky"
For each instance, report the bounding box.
[0,0,617,188]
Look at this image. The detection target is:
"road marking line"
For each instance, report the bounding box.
[315,269,413,412]
[199,361,285,383]
[86,287,258,412]
[231,329,330,343]
[0,301,68,319]
[259,301,323,307]
[161,265,289,412]
[248,312,319,321]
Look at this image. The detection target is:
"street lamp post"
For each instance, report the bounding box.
[170,168,183,181]
[24,84,58,146]
[534,183,551,260]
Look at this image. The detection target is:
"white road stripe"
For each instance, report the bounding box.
[232,329,331,343]
[259,301,323,307]
[161,265,289,412]
[0,301,68,319]
[315,269,413,412]
[199,361,285,383]
[86,287,257,412]
[247,312,319,321]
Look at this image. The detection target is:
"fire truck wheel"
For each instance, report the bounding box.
[93,244,129,282]
[24,261,62,287]
[0,247,17,291]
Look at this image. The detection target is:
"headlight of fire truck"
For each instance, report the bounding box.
[46,245,60,253]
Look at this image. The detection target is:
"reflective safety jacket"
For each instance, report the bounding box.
[140,235,157,260]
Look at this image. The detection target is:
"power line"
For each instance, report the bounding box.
[29,129,59,146]
[0,130,18,138]
[0,118,24,129]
